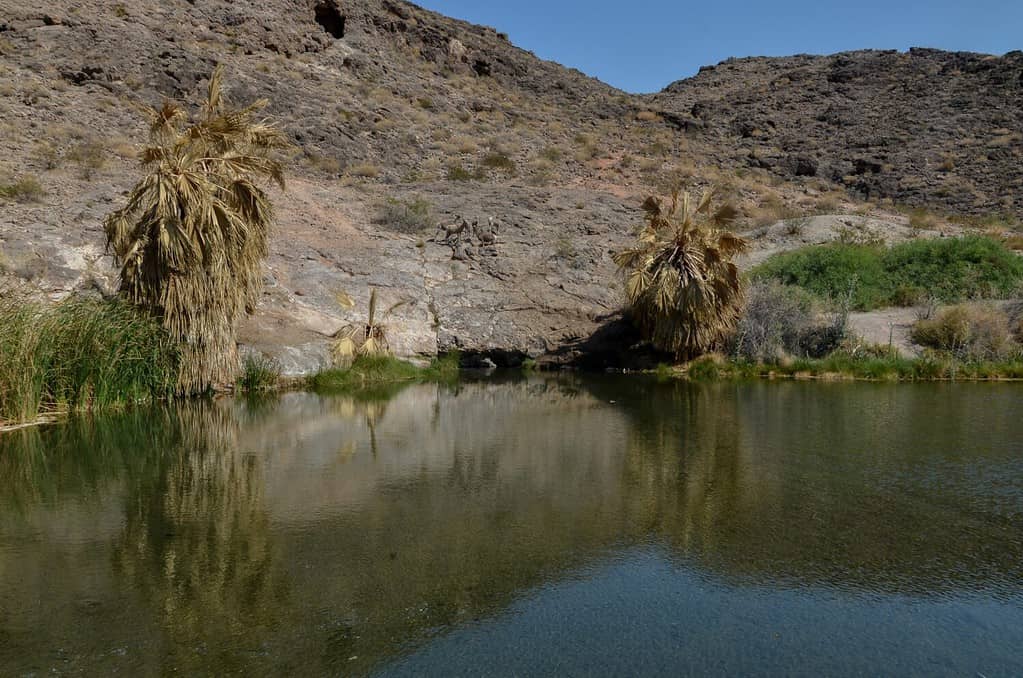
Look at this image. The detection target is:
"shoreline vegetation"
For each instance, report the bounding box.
[5,230,1023,428]
[659,353,1023,383]
[0,294,178,429]
[2,71,1022,430]
[4,321,1023,430]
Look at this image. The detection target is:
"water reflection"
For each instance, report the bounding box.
[0,378,1021,675]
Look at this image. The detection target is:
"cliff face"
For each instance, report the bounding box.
[650,49,1023,215]
[0,1,1018,369]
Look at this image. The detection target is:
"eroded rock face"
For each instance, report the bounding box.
[649,49,1023,214]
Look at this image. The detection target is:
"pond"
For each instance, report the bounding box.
[1,376,1021,676]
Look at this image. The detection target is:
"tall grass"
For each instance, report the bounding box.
[754,236,1023,310]
[0,293,178,425]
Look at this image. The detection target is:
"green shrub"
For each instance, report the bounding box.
[687,356,722,380]
[881,236,1023,302]
[753,243,888,310]
[754,237,1023,311]
[307,353,458,394]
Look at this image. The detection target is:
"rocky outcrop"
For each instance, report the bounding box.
[649,49,1023,215]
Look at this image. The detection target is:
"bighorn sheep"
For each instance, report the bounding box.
[474,216,500,246]
[434,216,469,243]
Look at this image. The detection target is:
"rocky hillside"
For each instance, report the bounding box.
[0,0,1019,370]
[648,49,1023,215]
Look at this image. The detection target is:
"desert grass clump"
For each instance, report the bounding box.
[911,304,1018,360]
[481,151,516,174]
[615,188,747,360]
[374,195,434,234]
[0,293,178,425]
[0,175,45,203]
[539,146,565,163]
[103,66,289,395]
[350,163,382,178]
[67,139,107,179]
[446,163,484,181]
[237,353,281,392]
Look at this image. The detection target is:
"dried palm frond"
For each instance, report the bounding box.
[614,186,748,360]
[103,65,291,394]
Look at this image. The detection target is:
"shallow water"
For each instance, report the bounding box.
[1,376,1021,676]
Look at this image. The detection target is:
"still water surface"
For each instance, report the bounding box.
[1,376,1021,676]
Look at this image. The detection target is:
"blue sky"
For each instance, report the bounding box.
[414,0,1022,93]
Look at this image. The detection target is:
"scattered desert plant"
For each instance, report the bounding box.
[446,163,473,181]
[539,146,564,163]
[374,195,434,234]
[0,175,45,203]
[785,215,811,236]
[103,66,290,394]
[304,152,342,175]
[908,207,940,230]
[350,163,381,178]
[615,188,747,360]
[67,139,107,179]
[481,151,516,173]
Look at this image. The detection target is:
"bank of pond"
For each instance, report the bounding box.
[3,233,1023,427]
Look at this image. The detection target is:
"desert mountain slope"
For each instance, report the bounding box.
[649,49,1023,215]
[0,1,1019,370]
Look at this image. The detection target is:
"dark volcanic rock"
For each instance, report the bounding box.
[651,49,1023,214]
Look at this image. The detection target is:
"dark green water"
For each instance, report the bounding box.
[1,377,1021,676]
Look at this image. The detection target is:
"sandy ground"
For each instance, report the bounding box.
[846,307,921,356]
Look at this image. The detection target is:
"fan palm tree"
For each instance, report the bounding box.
[614,188,748,360]
[104,66,290,394]
[331,288,409,366]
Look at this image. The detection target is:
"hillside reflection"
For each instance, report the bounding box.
[1,378,1021,675]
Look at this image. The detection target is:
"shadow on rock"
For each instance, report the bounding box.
[540,312,671,371]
